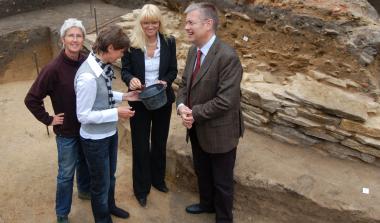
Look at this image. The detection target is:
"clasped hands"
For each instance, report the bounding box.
[178,105,194,129]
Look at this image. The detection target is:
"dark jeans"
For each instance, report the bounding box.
[129,102,172,199]
[189,128,237,223]
[80,133,118,223]
[55,136,90,217]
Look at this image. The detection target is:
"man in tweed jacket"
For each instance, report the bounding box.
[176,2,244,223]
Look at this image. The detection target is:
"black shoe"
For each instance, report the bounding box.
[153,184,169,193]
[185,203,215,214]
[137,196,147,207]
[57,216,69,223]
[110,206,130,219]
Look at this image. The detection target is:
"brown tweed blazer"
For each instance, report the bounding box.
[177,37,244,154]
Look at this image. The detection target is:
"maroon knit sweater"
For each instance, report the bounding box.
[25,50,86,137]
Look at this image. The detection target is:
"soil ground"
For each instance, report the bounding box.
[0,2,216,223]
[0,80,275,223]
[0,80,215,223]
[0,2,258,223]
[0,0,129,35]
[1,1,380,223]
[4,80,380,223]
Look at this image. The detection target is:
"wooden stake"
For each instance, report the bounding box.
[90,0,93,16]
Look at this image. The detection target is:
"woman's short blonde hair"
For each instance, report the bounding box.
[130,4,168,50]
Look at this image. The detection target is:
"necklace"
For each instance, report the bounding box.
[146,38,157,47]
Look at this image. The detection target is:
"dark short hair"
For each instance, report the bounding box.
[92,25,130,53]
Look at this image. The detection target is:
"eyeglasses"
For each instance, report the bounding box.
[66,33,84,40]
[141,21,160,27]
[184,19,210,27]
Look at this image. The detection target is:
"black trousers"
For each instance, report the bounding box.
[189,128,236,223]
[130,102,172,199]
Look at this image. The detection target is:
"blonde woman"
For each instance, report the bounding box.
[121,4,177,207]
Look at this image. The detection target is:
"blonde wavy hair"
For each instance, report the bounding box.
[130,4,168,50]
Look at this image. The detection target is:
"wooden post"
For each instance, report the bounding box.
[90,0,93,16]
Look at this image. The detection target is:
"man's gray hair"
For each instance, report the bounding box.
[60,18,86,38]
[184,2,219,31]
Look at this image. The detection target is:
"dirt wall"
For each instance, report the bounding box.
[0,27,53,83]
[0,0,85,19]
[101,0,151,8]
[368,0,380,13]
[111,1,380,168]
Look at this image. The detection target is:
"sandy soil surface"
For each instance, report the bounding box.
[2,80,379,223]
[0,2,262,223]
[0,0,129,35]
[0,1,214,222]
[2,1,379,223]
[0,80,217,223]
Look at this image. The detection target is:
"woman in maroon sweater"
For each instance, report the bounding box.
[24,18,90,223]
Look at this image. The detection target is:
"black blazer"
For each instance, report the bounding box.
[121,33,178,105]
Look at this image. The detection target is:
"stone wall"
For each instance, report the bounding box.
[241,75,380,166]
[103,0,380,168]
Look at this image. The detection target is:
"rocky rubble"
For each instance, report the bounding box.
[98,0,380,168]
[165,0,380,167]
